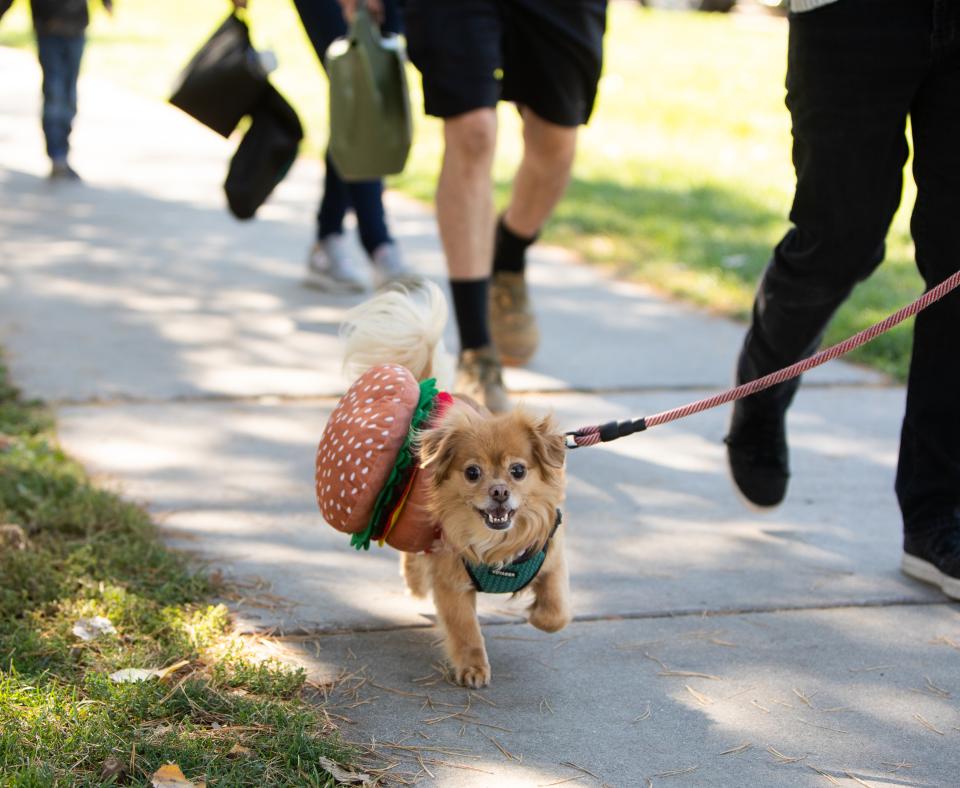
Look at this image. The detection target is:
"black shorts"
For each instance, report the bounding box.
[404,0,607,127]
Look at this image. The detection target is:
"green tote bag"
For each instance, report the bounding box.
[325,6,412,181]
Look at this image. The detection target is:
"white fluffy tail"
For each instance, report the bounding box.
[341,280,455,388]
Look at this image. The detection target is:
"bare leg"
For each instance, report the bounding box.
[436,108,499,279]
[503,108,578,237]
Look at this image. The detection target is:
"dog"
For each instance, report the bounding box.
[341,281,570,688]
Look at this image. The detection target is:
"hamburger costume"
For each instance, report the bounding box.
[315,364,560,592]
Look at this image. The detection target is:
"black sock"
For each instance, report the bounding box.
[492,215,538,275]
[450,278,491,351]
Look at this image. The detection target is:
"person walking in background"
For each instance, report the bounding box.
[234,0,411,292]
[26,0,112,180]
[340,0,607,411]
[725,0,960,599]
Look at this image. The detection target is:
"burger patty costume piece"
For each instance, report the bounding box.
[315,364,450,553]
[314,364,560,593]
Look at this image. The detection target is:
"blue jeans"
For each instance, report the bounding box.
[738,0,960,534]
[292,0,400,256]
[36,33,85,162]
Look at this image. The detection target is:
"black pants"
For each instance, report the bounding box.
[738,0,960,534]
[291,0,399,253]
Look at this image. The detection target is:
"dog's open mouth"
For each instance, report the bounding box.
[476,506,517,531]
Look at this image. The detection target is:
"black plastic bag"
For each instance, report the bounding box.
[224,84,303,220]
[169,14,267,138]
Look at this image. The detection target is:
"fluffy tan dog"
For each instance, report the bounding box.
[342,282,570,688]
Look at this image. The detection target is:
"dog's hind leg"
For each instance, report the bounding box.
[400,552,431,598]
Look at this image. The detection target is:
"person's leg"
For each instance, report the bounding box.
[405,0,508,409]
[317,151,350,241]
[727,0,927,507]
[346,178,392,256]
[304,150,371,292]
[438,108,503,395]
[292,0,369,290]
[437,109,506,410]
[292,0,351,241]
[489,0,607,366]
[502,110,578,238]
[897,8,960,598]
[37,34,69,166]
[491,109,579,364]
[62,33,84,150]
[437,109,499,285]
[295,0,408,287]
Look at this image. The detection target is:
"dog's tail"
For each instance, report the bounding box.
[341,280,455,389]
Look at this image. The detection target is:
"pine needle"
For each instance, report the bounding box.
[929,635,960,651]
[880,760,915,772]
[643,652,670,671]
[807,765,840,784]
[719,742,752,756]
[796,718,848,735]
[768,746,806,764]
[633,704,652,722]
[792,687,815,708]
[659,670,722,680]
[923,676,951,698]
[538,777,583,787]
[653,766,699,778]
[685,685,713,706]
[844,771,873,787]
[561,762,601,780]
[848,664,894,673]
[481,732,521,762]
[913,713,945,735]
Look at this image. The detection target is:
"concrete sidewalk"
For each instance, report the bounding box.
[2,46,958,786]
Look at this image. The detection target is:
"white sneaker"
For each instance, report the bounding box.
[371,241,418,286]
[304,234,371,293]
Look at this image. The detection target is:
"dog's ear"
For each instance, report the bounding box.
[418,422,459,483]
[526,414,566,477]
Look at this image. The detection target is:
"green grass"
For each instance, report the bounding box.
[0,356,352,786]
[0,0,923,378]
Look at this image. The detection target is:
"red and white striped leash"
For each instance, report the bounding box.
[565,269,960,449]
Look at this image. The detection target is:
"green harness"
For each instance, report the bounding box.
[463,510,562,594]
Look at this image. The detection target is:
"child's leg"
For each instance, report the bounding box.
[36,33,85,164]
[317,151,350,240]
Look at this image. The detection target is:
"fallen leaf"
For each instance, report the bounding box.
[151,763,205,788]
[0,523,28,551]
[73,616,117,642]
[156,659,191,680]
[110,668,160,683]
[227,743,252,758]
[100,756,125,782]
[317,756,372,784]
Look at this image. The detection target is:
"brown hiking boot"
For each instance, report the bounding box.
[490,271,540,367]
[455,345,510,413]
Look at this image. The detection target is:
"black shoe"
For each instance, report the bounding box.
[724,399,789,509]
[50,160,81,181]
[902,526,960,600]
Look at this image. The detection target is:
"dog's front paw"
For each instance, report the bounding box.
[528,603,571,633]
[455,663,491,688]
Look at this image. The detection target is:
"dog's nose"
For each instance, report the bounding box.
[489,483,510,503]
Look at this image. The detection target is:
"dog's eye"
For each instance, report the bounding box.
[464,465,482,482]
[509,463,527,481]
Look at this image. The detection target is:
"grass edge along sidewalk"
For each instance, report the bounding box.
[0,353,365,787]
